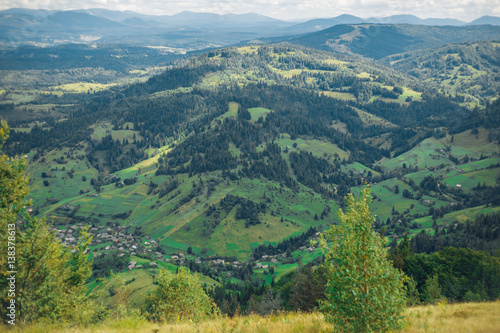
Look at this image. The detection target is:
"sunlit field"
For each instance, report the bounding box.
[10,301,500,333]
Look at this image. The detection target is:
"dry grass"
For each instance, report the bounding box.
[404,301,500,333]
[8,301,500,333]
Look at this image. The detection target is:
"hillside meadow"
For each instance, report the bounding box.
[8,301,500,333]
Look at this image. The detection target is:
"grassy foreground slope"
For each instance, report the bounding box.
[10,301,500,333]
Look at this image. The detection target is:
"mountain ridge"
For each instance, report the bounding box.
[1,8,499,49]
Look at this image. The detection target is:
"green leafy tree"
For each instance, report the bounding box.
[146,267,218,322]
[0,120,94,325]
[319,187,407,332]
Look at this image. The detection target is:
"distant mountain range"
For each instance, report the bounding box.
[1,8,499,50]
[284,24,500,59]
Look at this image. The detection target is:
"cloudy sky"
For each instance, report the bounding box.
[0,0,497,22]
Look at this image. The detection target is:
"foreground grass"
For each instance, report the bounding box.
[9,301,500,332]
[404,301,500,333]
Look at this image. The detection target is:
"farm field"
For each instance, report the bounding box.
[412,205,500,231]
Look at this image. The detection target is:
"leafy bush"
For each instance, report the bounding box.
[146,267,218,323]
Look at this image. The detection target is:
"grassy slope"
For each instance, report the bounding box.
[364,127,500,231]
[27,136,336,261]
[26,111,499,258]
[88,263,220,310]
[11,301,500,332]
[16,44,500,299]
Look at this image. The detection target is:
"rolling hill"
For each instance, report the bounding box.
[3,44,497,262]
[1,37,499,312]
[381,41,500,105]
[286,24,500,59]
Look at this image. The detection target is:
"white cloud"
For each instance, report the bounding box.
[0,0,497,22]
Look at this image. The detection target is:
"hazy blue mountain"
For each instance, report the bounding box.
[0,8,57,15]
[169,11,285,26]
[285,14,366,33]
[1,8,498,50]
[468,16,500,26]
[420,18,466,26]
[367,14,423,24]
[46,11,124,30]
[364,14,464,26]
[119,16,158,27]
[287,24,500,59]
[72,8,153,22]
[0,8,296,48]
[286,14,469,34]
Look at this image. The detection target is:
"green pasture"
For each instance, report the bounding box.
[254,247,324,285]
[404,157,500,188]
[443,167,500,188]
[54,82,118,93]
[151,87,192,98]
[170,176,332,260]
[441,128,500,158]
[215,102,239,123]
[27,148,99,212]
[11,127,31,133]
[377,137,454,171]
[321,91,356,101]
[275,134,350,160]
[237,46,259,55]
[352,107,397,128]
[90,121,142,142]
[88,263,219,309]
[412,205,500,232]
[341,162,380,177]
[249,107,271,122]
[351,178,449,223]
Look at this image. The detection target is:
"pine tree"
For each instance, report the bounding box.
[319,187,407,332]
[424,274,442,304]
[0,120,94,325]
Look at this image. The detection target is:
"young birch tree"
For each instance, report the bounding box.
[319,187,407,332]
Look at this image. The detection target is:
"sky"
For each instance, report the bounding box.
[0,0,498,22]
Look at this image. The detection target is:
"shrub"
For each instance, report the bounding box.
[145,267,218,322]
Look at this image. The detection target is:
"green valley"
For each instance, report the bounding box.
[1,24,500,329]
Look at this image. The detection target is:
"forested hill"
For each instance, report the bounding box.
[2,43,499,283]
[381,41,500,105]
[282,24,500,59]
